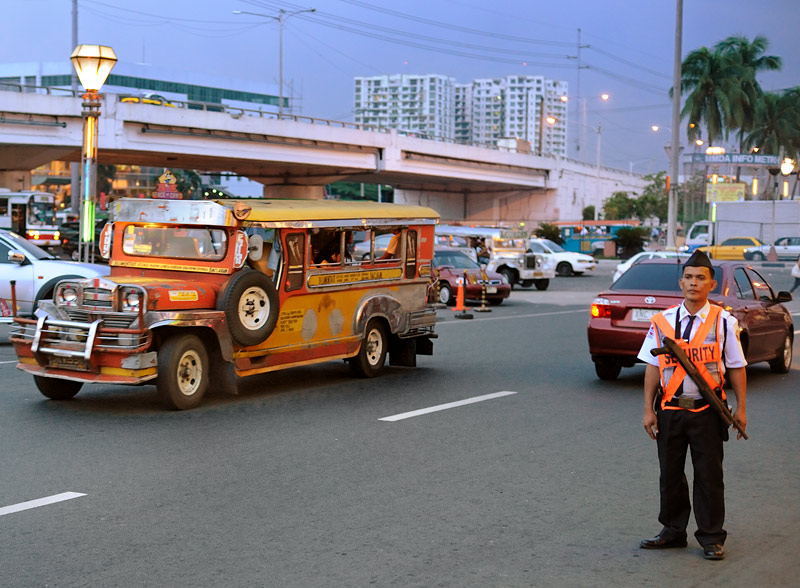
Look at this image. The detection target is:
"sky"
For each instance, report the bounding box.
[2,0,798,176]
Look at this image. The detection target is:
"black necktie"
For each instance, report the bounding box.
[682,315,695,341]
[674,315,695,398]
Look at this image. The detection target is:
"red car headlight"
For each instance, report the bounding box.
[591,297,612,318]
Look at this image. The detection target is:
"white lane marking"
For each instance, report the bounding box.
[438,309,585,325]
[0,492,86,517]
[379,391,517,422]
[0,360,19,365]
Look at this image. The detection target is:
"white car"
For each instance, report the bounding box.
[0,229,109,323]
[528,238,598,277]
[611,251,688,283]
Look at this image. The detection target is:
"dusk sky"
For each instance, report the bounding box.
[3,0,798,175]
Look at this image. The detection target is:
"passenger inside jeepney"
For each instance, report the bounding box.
[378,228,402,260]
[246,227,279,280]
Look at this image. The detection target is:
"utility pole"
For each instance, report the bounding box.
[667,0,683,249]
[70,0,80,215]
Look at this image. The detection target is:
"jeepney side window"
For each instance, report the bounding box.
[284,232,305,292]
[405,229,417,278]
[0,198,7,216]
[311,228,343,267]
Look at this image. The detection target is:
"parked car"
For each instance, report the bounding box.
[528,237,597,276]
[0,229,109,323]
[587,258,793,380]
[431,247,510,306]
[352,232,394,260]
[696,236,763,260]
[743,236,800,261]
[612,251,689,283]
[120,93,177,107]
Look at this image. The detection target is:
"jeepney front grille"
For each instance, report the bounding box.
[524,254,538,270]
[82,287,114,310]
[65,309,137,330]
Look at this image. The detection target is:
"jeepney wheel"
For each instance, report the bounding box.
[157,334,209,410]
[438,282,454,305]
[499,268,516,289]
[534,279,550,291]
[350,319,388,378]
[218,269,279,347]
[520,279,534,288]
[34,376,82,401]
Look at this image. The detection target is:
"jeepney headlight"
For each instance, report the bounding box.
[120,288,143,312]
[55,283,80,306]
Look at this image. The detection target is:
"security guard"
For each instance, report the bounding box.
[638,250,747,560]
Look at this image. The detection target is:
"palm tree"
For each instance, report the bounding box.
[715,35,782,135]
[679,47,744,145]
[743,88,800,161]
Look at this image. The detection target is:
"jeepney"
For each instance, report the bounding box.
[435,224,555,290]
[10,198,439,410]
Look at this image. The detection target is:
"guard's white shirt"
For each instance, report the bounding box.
[637,301,747,399]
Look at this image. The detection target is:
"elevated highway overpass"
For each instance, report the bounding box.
[0,86,647,224]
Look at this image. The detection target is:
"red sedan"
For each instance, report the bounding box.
[587,258,794,380]
[432,248,511,306]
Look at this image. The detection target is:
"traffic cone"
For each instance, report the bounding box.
[453,271,473,319]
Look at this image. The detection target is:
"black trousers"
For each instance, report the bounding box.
[656,406,727,546]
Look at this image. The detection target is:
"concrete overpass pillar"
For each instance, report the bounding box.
[262,185,326,199]
[0,171,30,191]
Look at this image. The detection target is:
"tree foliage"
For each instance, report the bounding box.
[602,191,637,220]
[582,205,595,221]
[534,222,564,245]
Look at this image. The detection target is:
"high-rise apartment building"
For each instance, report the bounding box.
[355,73,568,155]
[353,74,456,139]
[455,75,568,154]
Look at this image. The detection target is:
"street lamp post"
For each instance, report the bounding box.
[577,93,609,162]
[70,44,116,264]
[234,7,315,118]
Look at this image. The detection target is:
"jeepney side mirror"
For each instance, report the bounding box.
[773,291,793,304]
[8,250,26,265]
[248,234,264,261]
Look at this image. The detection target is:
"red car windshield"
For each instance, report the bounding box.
[612,263,723,294]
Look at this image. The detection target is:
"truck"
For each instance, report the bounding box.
[684,200,800,251]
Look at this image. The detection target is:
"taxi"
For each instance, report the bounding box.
[696,236,763,260]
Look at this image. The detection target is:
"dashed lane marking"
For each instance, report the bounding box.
[0,360,19,365]
[0,492,86,517]
[379,391,517,422]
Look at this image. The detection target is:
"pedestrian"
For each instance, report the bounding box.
[790,255,800,294]
[638,249,747,561]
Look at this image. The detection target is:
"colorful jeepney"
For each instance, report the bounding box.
[10,198,439,409]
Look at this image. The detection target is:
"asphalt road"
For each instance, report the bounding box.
[1,260,798,587]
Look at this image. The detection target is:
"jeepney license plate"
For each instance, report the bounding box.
[632,308,658,322]
[49,356,89,371]
[486,287,497,293]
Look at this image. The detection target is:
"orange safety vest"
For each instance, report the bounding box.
[651,305,726,412]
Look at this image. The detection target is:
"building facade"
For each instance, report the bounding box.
[355,73,568,154]
[353,74,456,139]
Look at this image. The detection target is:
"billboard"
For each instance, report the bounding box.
[705,183,746,203]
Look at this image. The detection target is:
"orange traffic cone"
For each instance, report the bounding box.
[453,271,473,319]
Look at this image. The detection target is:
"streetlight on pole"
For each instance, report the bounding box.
[234,7,315,118]
[576,93,609,161]
[70,44,116,264]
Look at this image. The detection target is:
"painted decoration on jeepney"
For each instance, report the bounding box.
[99,222,113,259]
[233,231,248,268]
[306,267,403,287]
[153,170,183,200]
[302,308,318,340]
[168,290,199,302]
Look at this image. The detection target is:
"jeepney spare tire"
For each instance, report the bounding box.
[217,269,279,346]
[34,376,83,400]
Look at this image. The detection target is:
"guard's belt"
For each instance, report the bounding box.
[664,397,708,409]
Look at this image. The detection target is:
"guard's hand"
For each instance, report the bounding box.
[643,409,658,440]
[733,407,747,440]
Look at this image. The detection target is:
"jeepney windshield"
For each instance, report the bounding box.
[122,225,228,261]
[493,237,527,250]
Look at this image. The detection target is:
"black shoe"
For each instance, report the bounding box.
[703,544,725,560]
[640,534,688,549]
